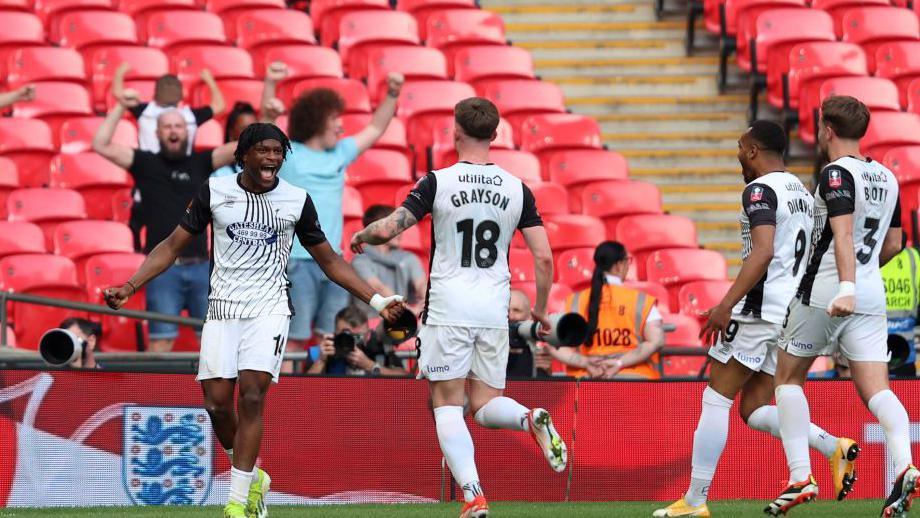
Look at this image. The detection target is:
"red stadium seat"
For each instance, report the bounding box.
[678,280,733,320]
[121,0,197,41]
[366,46,448,102]
[841,7,920,72]
[287,78,371,113]
[6,47,87,88]
[477,79,566,144]
[664,313,704,347]
[205,0,285,40]
[520,114,603,172]
[397,224,431,267]
[172,44,254,87]
[52,10,137,50]
[0,12,46,76]
[234,8,315,51]
[346,149,414,210]
[616,214,699,279]
[111,188,134,224]
[397,80,476,168]
[193,119,223,152]
[341,113,411,165]
[313,0,390,47]
[647,249,728,310]
[861,112,920,159]
[876,42,920,108]
[453,45,534,87]
[343,185,363,223]
[582,180,664,239]
[662,356,707,377]
[84,46,169,112]
[820,76,901,120]
[84,252,147,351]
[530,182,569,216]
[53,220,134,284]
[59,116,138,154]
[429,116,514,171]
[883,145,920,232]
[509,247,536,284]
[337,10,420,79]
[908,77,920,115]
[8,188,88,249]
[0,254,86,350]
[396,0,476,40]
[511,282,573,314]
[812,0,891,37]
[425,9,506,74]
[49,153,133,220]
[555,247,595,291]
[0,119,55,188]
[11,82,93,138]
[258,45,343,102]
[145,10,227,51]
[489,149,542,185]
[546,149,630,210]
[0,222,46,258]
[0,0,31,11]
[625,281,671,313]
[0,159,18,219]
[194,79,263,117]
[544,214,606,263]
[33,0,113,29]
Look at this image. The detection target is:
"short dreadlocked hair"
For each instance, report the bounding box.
[234,122,292,170]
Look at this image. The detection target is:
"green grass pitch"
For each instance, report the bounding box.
[0,501,893,517]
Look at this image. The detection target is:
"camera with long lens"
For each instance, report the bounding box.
[508,312,589,348]
[39,328,86,366]
[333,310,420,360]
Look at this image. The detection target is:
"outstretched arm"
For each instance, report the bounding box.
[104,227,196,309]
[93,92,138,169]
[200,69,226,116]
[521,225,553,326]
[0,85,34,109]
[308,241,404,321]
[350,207,418,252]
[352,73,404,154]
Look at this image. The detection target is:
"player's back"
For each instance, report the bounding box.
[735,172,814,324]
[798,157,900,316]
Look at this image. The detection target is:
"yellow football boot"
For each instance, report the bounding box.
[829,437,860,501]
[652,498,711,517]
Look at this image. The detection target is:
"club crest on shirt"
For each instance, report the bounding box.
[829,169,842,188]
[227,221,278,245]
[750,186,763,202]
[123,406,212,506]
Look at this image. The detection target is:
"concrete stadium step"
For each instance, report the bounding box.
[604,131,737,150]
[536,56,720,76]
[565,93,748,115]
[506,20,692,41]
[556,75,718,97]
[596,112,748,133]
[526,41,687,60]
[488,3,656,23]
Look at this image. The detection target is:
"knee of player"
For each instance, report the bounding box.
[238,387,267,410]
[203,395,234,417]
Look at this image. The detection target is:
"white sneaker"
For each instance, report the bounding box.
[528,408,567,473]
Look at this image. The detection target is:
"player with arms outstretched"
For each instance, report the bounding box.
[767,96,916,517]
[351,98,567,518]
[104,123,404,518]
[655,121,856,517]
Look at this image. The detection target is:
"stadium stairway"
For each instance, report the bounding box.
[483,0,813,274]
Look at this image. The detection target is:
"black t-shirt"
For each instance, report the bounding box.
[129,150,214,258]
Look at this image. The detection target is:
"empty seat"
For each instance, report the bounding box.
[489,149,542,185]
[453,45,534,87]
[425,9,506,74]
[812,0,890,37]
[530,182,569,216]
[193,79,264,115]
[862,112,920,159]
[260,46,342,103]
[287,77,371,113]
[678,280,733,320]
[397,80,476,168]
[819,77,901,122]
[546,149,630,209]
[841,7,920,72]
[33,0,113,29]
[512,282,573,315]
[342,185,363,223]
[49,153,133,220]
[337,10,420,79]
[0,221,46,258]
[909,77,920,115]
[477,79,566,144]
[582,180,664,239]
[206,0,285,40]
[234,8,315,51]
[646,249,728,310]
[84,46,169,112]
[111,187,134,224]
[123,0,197,41]
[313,0,390,46]
[509,247,536,284]
[877,42,920,108]
[172,44,254,86]
[520,114,603,172]
[10,82,93,138]
[544,214,606,262]
[59,116,138,154]
[53,10,137,50]
[366,46,448,102]
[884,145,920,232]
[83,252,147,352]
[6,47,86,88]
[341,113,411,164]
[0,11,46,75]
[555,247,595,291]
[429,115,514,170]
[616,214,699,279]
[7,188,87,249]
[625,281,671,313]
[396,0,476,39]
[53,220,134,282]
[0,118,55,188]
[0,254,86,350]
[146,10,227,50]
[661,314,703,350]
[0,159,18,219]
[346,149,414,210]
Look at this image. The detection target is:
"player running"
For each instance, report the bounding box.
[767,96,917,517]
[655,121,856,518]
[350,97,567,518]
[104,123,404,518]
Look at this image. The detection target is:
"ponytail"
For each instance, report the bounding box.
[584,241,628,345]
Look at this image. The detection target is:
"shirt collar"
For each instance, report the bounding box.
[604,274,623,285]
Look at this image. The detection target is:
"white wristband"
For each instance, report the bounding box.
[836,281,856,297]
[369,293,404,313]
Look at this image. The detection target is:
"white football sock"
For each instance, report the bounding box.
[229,466,252,505]
[868,390,913,473]
[776,385,812,483]
[434,405,482,503]
[473,396,530,431]
[685,386,733,507]
[224,448,233,463]
[747,405,838,459]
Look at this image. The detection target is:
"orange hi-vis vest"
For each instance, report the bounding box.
[564,284,660,379]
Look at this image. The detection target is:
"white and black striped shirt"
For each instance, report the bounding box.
[180,174,326,320]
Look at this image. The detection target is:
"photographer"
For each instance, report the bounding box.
[59,318,102,369]
[507,290,552,378]
[306,306,408,376]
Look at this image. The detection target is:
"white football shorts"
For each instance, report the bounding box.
[416,324,510,390]
[708,317,781,376]
[778,296,890,363]
[197,314,291,383]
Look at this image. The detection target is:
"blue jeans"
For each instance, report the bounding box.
[287,258,349,339]
[146,262,209,339]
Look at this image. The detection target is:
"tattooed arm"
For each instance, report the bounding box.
[350,207,418,253]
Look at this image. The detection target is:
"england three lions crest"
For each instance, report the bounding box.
[123,406,213,506]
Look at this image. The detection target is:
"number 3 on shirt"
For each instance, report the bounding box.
[456,219,500,268]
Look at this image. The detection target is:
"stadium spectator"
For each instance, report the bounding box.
[508,289,541,378]
[112,65,225,154]
[306,306,407,376]
[93,89,237,352]
[0,85,34,109]
[881,239,920,377]
[351,205,426,317]
[280,72,405,349]
[546,241,665,379]
[60,317,101,369]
